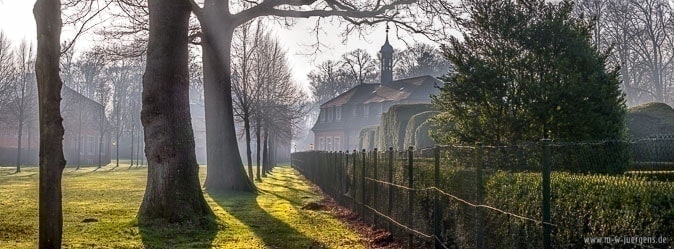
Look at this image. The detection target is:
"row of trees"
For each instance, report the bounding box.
[60,45,147,170]
[231,21,309,183]
[0,33,37,173]
[0,29,148,172]
[574,0,674,106]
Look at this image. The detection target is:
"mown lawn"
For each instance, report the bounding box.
[0,163,364,248]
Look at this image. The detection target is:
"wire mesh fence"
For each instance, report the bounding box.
[291,139,674,249]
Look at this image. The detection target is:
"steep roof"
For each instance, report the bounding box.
[320,75,440,108]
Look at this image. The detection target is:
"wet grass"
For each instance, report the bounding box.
[0,163,364,248]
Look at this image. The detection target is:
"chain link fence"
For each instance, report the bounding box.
[291,139,674,248]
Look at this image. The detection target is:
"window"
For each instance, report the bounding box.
[318,137,325,151]
[352,106,357,117]
[334,137,341,151]
[363,105,369,117]
[320,110,326,123]
[327,108,333,122]
[336,106,342,121]
[326,137,332,151]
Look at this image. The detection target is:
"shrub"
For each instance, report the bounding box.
[377,104,432,150]
[403,111,439,149]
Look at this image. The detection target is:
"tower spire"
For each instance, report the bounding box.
[380,23,394,85]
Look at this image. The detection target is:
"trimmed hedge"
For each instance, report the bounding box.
[626,102,674,138]
[359,126,378,151]
[403,111,439,149]
[483,171,674,248]
[377,104,432,150]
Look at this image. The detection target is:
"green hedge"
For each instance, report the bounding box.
[483,172,674,248]
[414,120,435,149]
[377,104,432,150]
[359,126,378,151]
[403,111,439,149]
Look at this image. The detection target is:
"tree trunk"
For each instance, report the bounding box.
[115,131,120,168]
[76,95,82,170]
[137,0,213,225]
[200,16,255,192]
[244,114,254,183]
[16,120,23,173]
[129,125,134,168]
[255,119,261,181]
[27,121,32,165]
[262,128,268,177]
[97,116,104,169]
[34,0,67,247]
[136,128,141,167]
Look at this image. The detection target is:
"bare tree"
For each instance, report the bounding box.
[342,48,378,84]
[0,31,15,111]
[7,41,38,173]
[33,0,67,247]
[232,21,265,183]
[575,0,674,105]
[394,42,451,79]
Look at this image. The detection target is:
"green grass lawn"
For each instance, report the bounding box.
[0,163,364,248]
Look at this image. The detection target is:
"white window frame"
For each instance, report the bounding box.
[334,137,341,151]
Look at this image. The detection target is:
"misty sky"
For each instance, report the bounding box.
[0,1,435,90]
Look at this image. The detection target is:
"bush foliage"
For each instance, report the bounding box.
[377,104,432,150]
[403,111,439,149]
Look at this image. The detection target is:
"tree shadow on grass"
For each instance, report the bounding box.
[209,190,327,249]
[138,216,219,249]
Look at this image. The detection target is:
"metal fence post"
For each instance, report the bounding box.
[352,149,357,208]
[434,146,442,249]
[475,142,484,249]
[373,148,379,226]
[388,147,394,232]
[361,149,367,217]
[408,146,414,248]
[542,139,552,249]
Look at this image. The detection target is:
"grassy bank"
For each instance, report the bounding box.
[0,164,364,248]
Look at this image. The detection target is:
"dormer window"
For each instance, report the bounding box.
[320,110,326,123]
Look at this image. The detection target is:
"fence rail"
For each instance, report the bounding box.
[291,140,674,249]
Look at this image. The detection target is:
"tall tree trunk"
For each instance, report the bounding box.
[244,114,254,183]
[137,0,213,225]
[129,125,134,168]
[27,122,32,164]
[200,15,255,192]
[16,120,23,173]
[97,116,104,169]
[262,128,268,177]
[255,119,261,181]
[76,96,82,170]
[34,0,67,247]
[136,128,141,167]
[115,131,120,168]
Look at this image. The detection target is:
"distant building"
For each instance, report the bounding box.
[311,28,441,151]
[0,85,111,166]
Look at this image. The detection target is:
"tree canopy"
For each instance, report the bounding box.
[432,0,626,145]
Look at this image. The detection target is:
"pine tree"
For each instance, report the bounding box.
[432,0,626,145]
